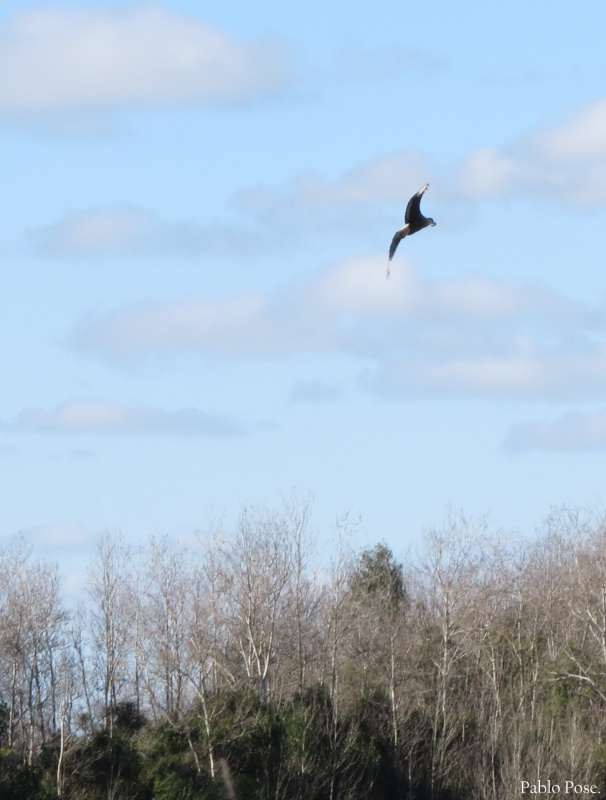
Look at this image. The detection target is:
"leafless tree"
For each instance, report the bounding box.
[0,537,70,762]
[86,530,132,733]
[216,502,299,699]
[140,535,190,721]
[415,511,488,797]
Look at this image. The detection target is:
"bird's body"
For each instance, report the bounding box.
[387,183,436,277]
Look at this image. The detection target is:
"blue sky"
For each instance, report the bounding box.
[2,0,606,567]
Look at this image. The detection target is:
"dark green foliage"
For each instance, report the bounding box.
[112,701,147,734]
[0,703,9,747]
[3,673,606,800]
[0,684,413,800]
[349,542,405,613]
[62,729,149,800]
[545,647,599,714]
[140,722,199,798]
[338,688,401,800]
[0,748,47,800]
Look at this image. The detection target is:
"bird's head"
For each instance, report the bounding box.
[426,218,436,227]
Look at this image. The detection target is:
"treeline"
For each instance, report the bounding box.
[2,500,606,799]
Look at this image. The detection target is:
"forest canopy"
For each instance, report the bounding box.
[2,500,606,799]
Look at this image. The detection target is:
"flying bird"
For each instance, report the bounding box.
[387,183,436,277]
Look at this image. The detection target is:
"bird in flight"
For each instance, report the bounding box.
[387,183,436,277]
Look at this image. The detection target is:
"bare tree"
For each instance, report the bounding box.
[0,537,70,763]
[217,503,297,699]
[416,511,487,797]
[276,493,321,696]
[140,535,190,721]
[87,530,132,733]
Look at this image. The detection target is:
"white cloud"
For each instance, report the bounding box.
[415,356,551,397]
[504,407,606,452]
[307,255,582,329]
[310,254,422,317]
[539,99,606,161]
[71,254,606,402]
[37,206,162,257]
[5,399,254,437]
[367,348,606,401]
[76,292,331,357]
[296,152,432,205]
[0,6,291,113]
[73,255,428,358]
[459,147,517,198]
[22,521,96,551]
[459,97,606,205]
[34,204,262,259]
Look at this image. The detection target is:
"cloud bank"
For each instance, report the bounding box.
[22,521,96,552]
[34,205,262,259]
[505,408,606,452]
[71,254,606,405]
[0,6,291,113]
[459,97,606,205]
[4,399,255,437]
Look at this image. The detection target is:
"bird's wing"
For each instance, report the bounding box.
[389,230,404,260]
[404,183,429,226]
